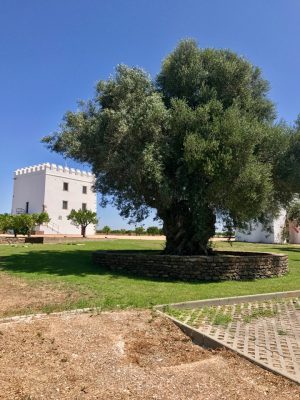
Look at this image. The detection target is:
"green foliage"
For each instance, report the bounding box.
[242,308,278,323]
[1,240,300,315]
[287,200,300,226]
[146,226,161,235]
[43,39,300,254]
[0,214,13,233]
[15,213,50,237]
[34,212,50,226]
[165,299,282,329]
[17,215,35,236]
[102,225,111,234]
[135,226,145,235]
[67,209,98,237]
[0,213,50,237]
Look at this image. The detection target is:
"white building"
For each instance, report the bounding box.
[12,163,97,235]
[235,209,300,244]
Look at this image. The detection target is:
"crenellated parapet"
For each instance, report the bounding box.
[14,163,94,177]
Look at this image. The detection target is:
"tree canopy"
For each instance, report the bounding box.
[0,212,50,237]
[102,225,111,234]
[287,199,300,227]
[43,40,300,254]
[67,209,98,237]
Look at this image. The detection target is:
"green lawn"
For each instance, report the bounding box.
[0,239,300,314]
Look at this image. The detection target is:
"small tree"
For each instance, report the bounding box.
[146,226,160,235]
[34,212,50,227]
[0,214,12,233]
[135,226,145,235]
[102,225,111,235]
[10,215,25,236]
[67,209,98,237]
[13,213,50,237]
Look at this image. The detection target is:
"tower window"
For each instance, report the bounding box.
[62,201,68,210]
[82,203,87,211]
[63,182,69,191]
[82,186,87,194]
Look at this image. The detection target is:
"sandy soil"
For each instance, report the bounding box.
[0,234,231,241]
[0,233,166,241]
[0,273,80,316]
[0,310,299,400]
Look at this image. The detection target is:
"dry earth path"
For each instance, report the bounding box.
[0,310,299,399]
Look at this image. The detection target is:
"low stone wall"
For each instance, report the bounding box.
[92,250,288,281]
[1,236,95,245]
[25,236,109,244]
[0,237,26,244]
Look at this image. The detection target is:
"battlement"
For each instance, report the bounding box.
[14,163,94,177]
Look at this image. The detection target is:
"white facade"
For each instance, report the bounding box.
[12,163,97,235]
[235,210,287,244]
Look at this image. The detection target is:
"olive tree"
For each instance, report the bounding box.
[1,212,50,237]
[102,225,111,235]
[67,209,98,237]
[135,226,145,235]
[43,40,300,255]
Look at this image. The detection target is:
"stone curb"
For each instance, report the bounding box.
[155,290,300,310]
[0,307,98,325]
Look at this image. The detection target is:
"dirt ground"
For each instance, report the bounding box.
[0,310,299,400]
[0,233,230,241]
[0,273,80,316]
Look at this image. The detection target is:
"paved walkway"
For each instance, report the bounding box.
[166,297,300,384]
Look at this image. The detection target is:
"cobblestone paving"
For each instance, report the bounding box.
[166,297,300,383]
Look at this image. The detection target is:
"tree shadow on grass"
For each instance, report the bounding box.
[274,246,300,253]
[0,247,283,285]
[260,246,300,263]
[0,248,189,284]
[0,248,99,277]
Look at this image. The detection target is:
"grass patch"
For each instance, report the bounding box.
[213,313,233,326]
[277,329,287,336]
[0,239,300,316]
[163,299,289,329]
[164,305,233,327]
[242,307,278,323]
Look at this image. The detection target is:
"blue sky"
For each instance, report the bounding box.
[0,0,299,229]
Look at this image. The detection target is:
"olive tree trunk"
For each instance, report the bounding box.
[81,226,87,238]
[161,202,216,255]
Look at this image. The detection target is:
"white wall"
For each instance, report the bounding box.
[12,167,46,214]
[235,210,287,244]
[273,210,287,243]
[235,222,274,244]
[43,165,97,235]
[12,163,97,235]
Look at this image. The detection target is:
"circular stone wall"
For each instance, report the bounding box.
[92,250,288,282]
